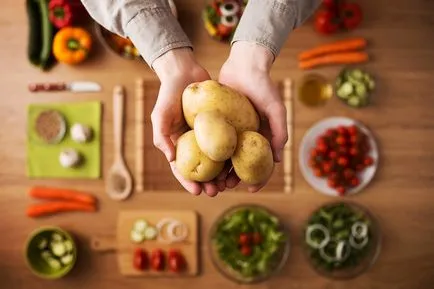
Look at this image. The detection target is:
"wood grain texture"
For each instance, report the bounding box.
[1,0,434,288]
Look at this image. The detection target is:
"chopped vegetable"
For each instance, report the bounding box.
[36,231,75,271]
[47,257,62,270]
[150,249,165,271]
[335,68,375,108]
[144,227,158,240]
[351,222,368,239]
[29,186,97,205]
[64,240,74,252]
[211,207,287,280]
[133,248,148,270]
[51,242,66,257]
[168,250,186,273]
[299,52,369,70]
[130,230,145,244]
[133,219,148,233]
[52,233,63,242]
[38,238,48,250]
[157,219,188,244]
[305,224,330,249]
[60,254,74,265]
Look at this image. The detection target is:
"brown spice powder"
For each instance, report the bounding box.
[35,110,63,143]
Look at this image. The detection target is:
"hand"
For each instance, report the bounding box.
[152,48,227,197]
[219,41,288,192]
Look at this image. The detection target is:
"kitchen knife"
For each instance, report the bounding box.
[28,81,102,93]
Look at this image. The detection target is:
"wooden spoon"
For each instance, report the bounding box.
[106,85,133,201]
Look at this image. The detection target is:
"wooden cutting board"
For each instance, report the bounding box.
[91,210,199,277]
[134,79,293,193]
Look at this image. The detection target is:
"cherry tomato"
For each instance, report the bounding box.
[168,248,180,259]
[317,142,328,153]
[349,147,359,156]
[322,161,333,174]
[133,248,148,271]
[314,168,323,177]
[150,249,165,271]
[339,146,348,155]
[356,164,365,172]
[314,9,339,34]
[327,178,337,189]
[309,158,317,168]
[168,253,185,273]
[322,0,336,9]
[350,177,360,187]
[350,135,359,144]
[340,2,363,30]
[336,186,346,196]
[328,150,338,159]
[329,172,338,180]
[311,148,319,158]
[348,125,359,136]
[337,126,347,135]
[343,168,354,180]
[364,156,374,166]
[326,128,337,137]
[336,135,346,146]
[240,245,252,256]
[337,156,349,167]
[253,232,262,245]
[362,142,371,153]
[239,233,251,245]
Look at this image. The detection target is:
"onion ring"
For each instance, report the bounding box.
[156,218,188,244]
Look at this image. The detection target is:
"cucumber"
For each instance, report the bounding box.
[51,242,66,257]
[61,254,74,265]
[26,0,42,66]
[348,96,361,107]
[41,250,52,260]
[143,226,158,240]
[46,257,62,270]
[355,84,367,97]
[38,238,48,250]
[337,82,353,99]
[52,233,63,242]
[351,69,364,80]
[133,219,148,233]
[335,68,375,108]
[64,240,74,252]
[130,230,145,243]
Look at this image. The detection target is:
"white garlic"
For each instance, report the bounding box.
[71,123,93,143]
[59,149,82,168]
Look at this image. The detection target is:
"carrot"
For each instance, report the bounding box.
[298,38,367,62]
[299,52,369,70]
[29,186,96,205]
[26,202,96,218]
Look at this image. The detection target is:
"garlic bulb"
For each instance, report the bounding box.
[71,123,93,143]
[59,149,82,168]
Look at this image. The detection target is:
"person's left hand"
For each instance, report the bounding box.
[218,41,288,193]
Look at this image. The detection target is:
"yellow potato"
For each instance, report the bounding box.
[182,80,259,133]
[231,131,274,185]
[194,111,237,162]
[175,130,225,182]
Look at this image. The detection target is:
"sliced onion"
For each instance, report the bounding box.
[156,218,188,244]
[221,15,239,27]
[306,224,330,249]
[351,222,368,239]
[319,240,351,263]
[349,235,369,249]
[220,1,240,16]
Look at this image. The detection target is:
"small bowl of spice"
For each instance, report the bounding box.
[298,74,333,107]
[34,110,66,144]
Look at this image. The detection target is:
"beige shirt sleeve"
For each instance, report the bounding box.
[80,0,192,66]
[232,0,321,58]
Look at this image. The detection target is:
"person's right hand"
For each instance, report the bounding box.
[152,48,226,197]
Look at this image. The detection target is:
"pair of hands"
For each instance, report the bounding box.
[151,42,288,197]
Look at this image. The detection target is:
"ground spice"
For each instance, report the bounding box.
[35,110,64,143]
[111,173,127,192]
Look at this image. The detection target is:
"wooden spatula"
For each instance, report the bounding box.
[106,85,133,201]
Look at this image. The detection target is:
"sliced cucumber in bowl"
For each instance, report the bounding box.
[335,68,376,108]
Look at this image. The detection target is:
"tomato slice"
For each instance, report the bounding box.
[133,248,148,271]
[150,249,165,271]
[168,253,186,273]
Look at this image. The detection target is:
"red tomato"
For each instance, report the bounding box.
[356,164,365,172]
[311,148,319,158]
[328,150,338,159]
[336,135,346,146]
[362,142,371,153]
[343,168,354,180]
[348,125,359,136]
[240,245,252,256]
[326,128,337,137]
[217,23,233,37]
[314,9,339,34]
[133,248,148,271]
[337,126,347,135]
[350,135,358,144]
[317,142,328,153]
[339,146,348,155]
[322,161,333,174]
[168,248,180,259]
[309,158,317,168]
[150,249,165,271]
[322,0,336,9]
[340,2,363,30]
[327,178,337,189]
[253,232,262,245]
[336,186,346,196]
[337,156,349,167]
[349,147,359,156]
[239,233,251,245]
[364,156,374,166]
[350,177,360,187]
[168,253,185,273]
[329,172,338,180]
[314,168,323,177]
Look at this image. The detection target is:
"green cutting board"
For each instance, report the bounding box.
[27,101,102,179]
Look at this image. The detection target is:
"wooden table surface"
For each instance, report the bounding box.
[1,0,434,288]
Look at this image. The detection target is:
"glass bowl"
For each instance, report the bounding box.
[302,201,381,280]
[209,204,290,284]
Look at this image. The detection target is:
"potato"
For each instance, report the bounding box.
[194,111,237,162]
[231,131,274,185]
[175,130,225,182]
[182,80,259,133]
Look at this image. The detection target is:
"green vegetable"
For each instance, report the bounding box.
[212,207,287,280]
[37,238,48,250]
[47,257,62,270]
[144,226,158,240]
[60,254,74,265]
[335,68,375,108]
[51,242,66,257]
[52,233,63,242]
[26,0,43,66]
[64,240,74,252]
[37,0,54,70]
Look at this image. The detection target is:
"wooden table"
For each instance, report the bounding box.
[1,0,434,288]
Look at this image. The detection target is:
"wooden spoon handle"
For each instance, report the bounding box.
[113,86,125,161]
[90,235,117,253]
[283,78,293,193]
[135,79,145,193]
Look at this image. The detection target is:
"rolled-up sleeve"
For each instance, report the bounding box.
[80,0,192,66]
[232,0,321,58]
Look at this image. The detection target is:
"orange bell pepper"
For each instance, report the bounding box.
[53,26,92,64]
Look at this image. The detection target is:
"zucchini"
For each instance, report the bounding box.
[26,0,42,66]
[52,233,63,242]
[37,238,48,250]
[355,84,367,97]
[64,240,74,252]
[335,68,375,108]
[337,82,353,99]
[130,230,145,243]
[36,0,54,70]
[46,257,62,270]
[144,226,158,240]
[61,254,74,265]
[133,219,148,233]
[41,250,52,260]
[351,69,364,80]
[348,96,361,107]
[51,242,66,257]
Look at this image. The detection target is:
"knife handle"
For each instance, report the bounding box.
[28,82,67,92]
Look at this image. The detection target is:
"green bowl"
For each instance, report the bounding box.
[25,227,77,279]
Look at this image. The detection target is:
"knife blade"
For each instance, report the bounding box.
[28,81,102,93]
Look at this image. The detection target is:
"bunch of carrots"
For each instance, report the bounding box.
[298,37,369,70]
[27,186,98,218]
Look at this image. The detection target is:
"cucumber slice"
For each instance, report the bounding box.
[355,84,367,97]
[367,79,375,90]
[52,233,63,242]
[144,226,158,240]
[130,230,145,243]
[133,219,148,233]
[337,82,353,99]
[64,240,74,252]
[51,242,66,257]
[41,250,52,260]
[348,96,361,107]
[46,257,62,270]
[38,238,48,250]
[351,69,364,80]
[60,254,74,265]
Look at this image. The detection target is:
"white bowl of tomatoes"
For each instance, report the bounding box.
[299,117,378,197]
